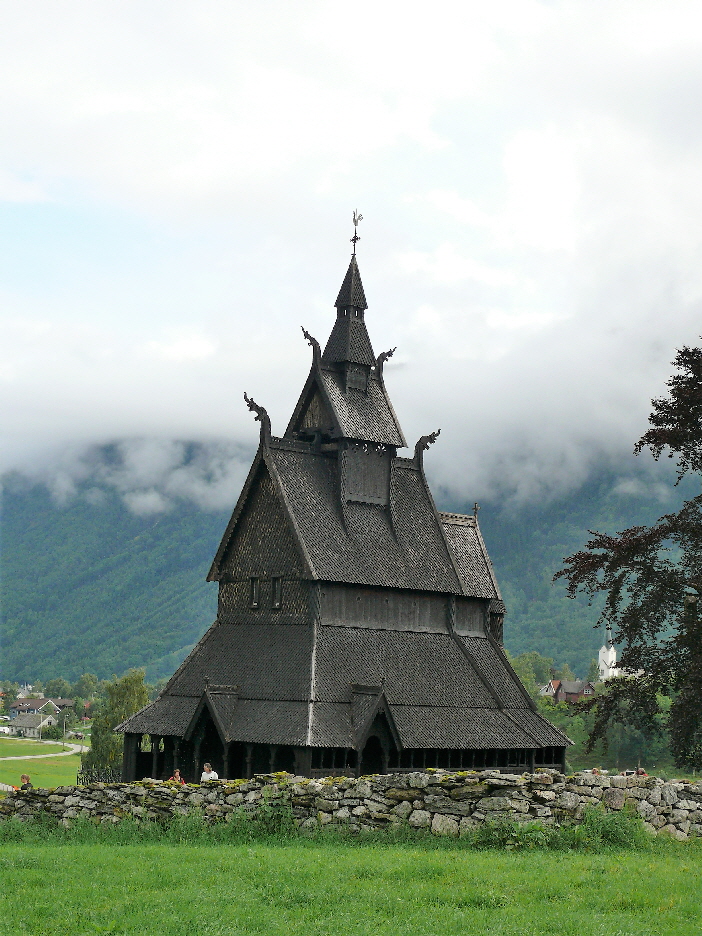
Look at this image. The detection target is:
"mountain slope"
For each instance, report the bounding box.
[1,464,689,682]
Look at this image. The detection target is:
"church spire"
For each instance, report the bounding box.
[322,215,375,372]
[334,254,368,312]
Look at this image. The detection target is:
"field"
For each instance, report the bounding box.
[0,739,68,757]
[0,753,82,790]
[2,838,700,935]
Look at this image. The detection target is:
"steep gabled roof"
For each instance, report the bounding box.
[318,370,405,446]
[286,366,405,447]
[440,513,502,601]
[262,442,463,592]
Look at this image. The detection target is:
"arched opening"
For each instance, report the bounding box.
[360,735,384,775]
[189,707,225,779]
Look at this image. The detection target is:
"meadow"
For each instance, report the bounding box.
[2,836,700,936]
[0,752,81,789]
[0,738,68,757]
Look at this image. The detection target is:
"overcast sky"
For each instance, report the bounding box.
[2,1,702,514]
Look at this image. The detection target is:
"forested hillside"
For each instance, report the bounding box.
[1,463,690,683]
[1,478,222,682]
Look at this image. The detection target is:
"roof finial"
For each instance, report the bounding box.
[351,210,363,255]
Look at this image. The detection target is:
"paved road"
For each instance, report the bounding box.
[0,741,88,761]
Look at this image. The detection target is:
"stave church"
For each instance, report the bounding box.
[118,231,569,781]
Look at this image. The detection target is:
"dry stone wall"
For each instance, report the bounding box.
[2,769,702,840]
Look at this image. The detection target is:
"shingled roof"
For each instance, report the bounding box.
[207,440,496,596]
[118,620,568,750]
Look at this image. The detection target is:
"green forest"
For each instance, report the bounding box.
[0,461,692,684]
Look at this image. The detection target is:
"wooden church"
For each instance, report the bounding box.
[118,241,569,781]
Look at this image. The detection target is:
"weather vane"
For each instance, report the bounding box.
[350,210,363,254]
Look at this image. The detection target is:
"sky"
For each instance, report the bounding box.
[2,0,702,515]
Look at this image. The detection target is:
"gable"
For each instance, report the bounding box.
[292,382,336,436]
[218,464,306,580]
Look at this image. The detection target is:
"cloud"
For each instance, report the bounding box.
[14,439,252,515]
[2,2,702,509]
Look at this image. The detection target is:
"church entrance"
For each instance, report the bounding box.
[190,709,225,780]
[360,735,385,774]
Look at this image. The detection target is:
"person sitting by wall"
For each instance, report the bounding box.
[168,769,185,784]
[200,763,218,782]
[20,774,32,790]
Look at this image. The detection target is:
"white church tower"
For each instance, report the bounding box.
[598,625,620,681]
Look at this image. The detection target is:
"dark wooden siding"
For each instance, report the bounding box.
[319,584,447,632]
[218,466,309,625]
[454,597,487,635]
[341,444,390,505]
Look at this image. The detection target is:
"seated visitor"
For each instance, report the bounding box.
[20,774,33,790]
[200,763,218,782]
[168,769,185,784]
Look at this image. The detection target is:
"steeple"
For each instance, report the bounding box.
[322,255,376,376]
[334,254,367,311]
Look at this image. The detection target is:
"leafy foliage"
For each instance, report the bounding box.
[556,342,702,767]
[83,669,149,770]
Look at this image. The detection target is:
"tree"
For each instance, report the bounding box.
[587,659,600,683]
[82,669,149,771]
[0,682,19,715]
[506,650,555,700]
[44,678,72,699]
[71,673,98,700]
[555,342,702,768]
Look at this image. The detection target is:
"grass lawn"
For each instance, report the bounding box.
[1,840,700,935]
[0,739,68,758]
[0,753,82,789]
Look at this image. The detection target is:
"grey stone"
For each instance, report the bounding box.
[392,800,413,820]
[609,775,627,788]
[556,792,580,810]
[602,788,625,810]
[637,800,657,820]
[509,799,530,813]
[530,806,552,818]
[408,773,430,789]
[431,814,459,837]
[677,799,697,811]
[660,824,687,840]
[661,785,679,805]
[478,796,512,811]
[314,797,339,812]
[408,809,432,828]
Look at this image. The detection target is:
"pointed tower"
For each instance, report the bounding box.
[598,626,620,681]
[118,230,569,782]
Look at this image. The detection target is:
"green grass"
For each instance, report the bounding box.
[0,753,81,789]
[1,838,700,935]
[0,739,69,757]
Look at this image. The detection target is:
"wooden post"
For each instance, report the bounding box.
[223,741,230,779]
[294,747,312,778]
[173,738,180,771]
[150,735,160,779]
[268,745,277,773]
[122,733,139,781]
[245,743,253,779]
[529,748,535,774]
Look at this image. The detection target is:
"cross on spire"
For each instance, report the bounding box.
[350,210,363,254]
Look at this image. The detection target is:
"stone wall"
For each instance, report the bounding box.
[2,769,701,841]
